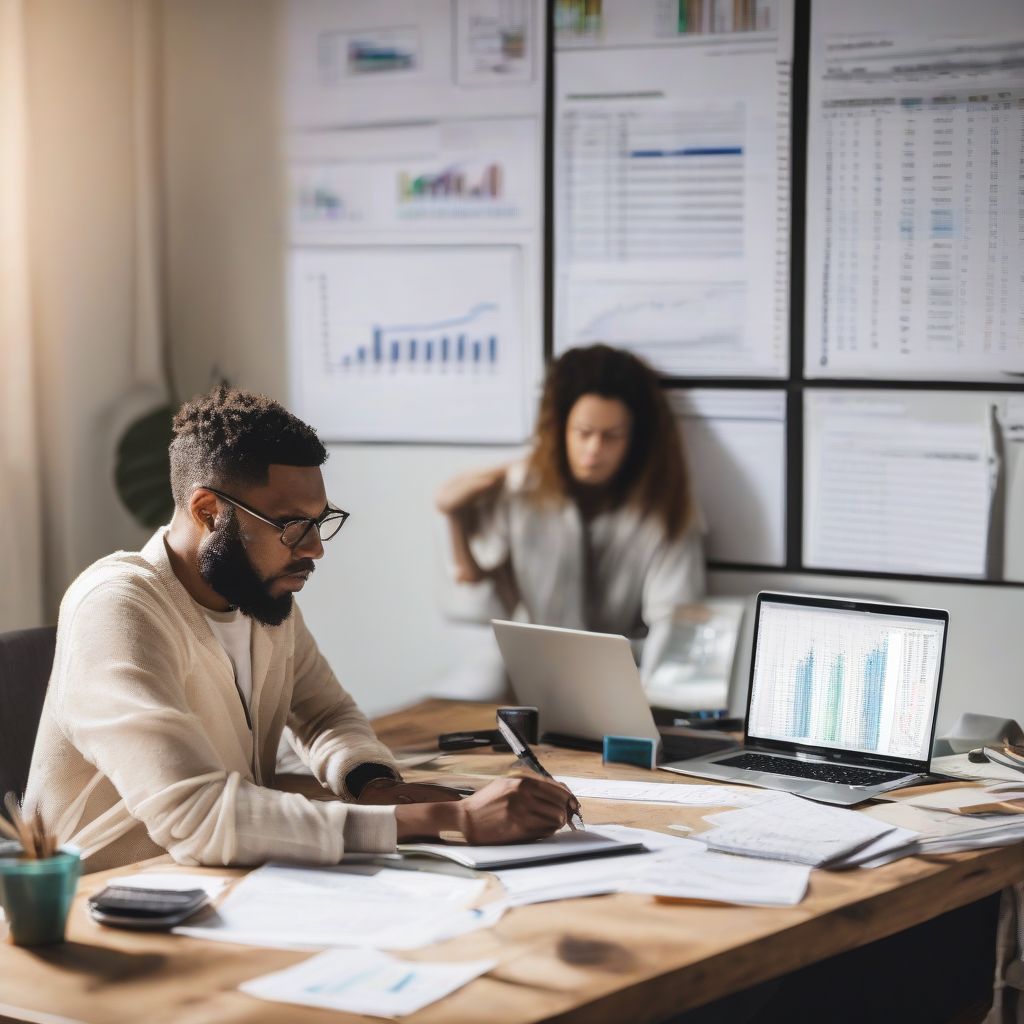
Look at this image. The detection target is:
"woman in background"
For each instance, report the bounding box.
[436,344,704,678]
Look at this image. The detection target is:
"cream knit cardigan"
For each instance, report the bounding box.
[25,528,399,872]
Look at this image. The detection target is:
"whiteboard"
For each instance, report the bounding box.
[553,0,794,378]
[804,0,1024,381]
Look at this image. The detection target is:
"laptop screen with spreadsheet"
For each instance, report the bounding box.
[745,594,948,767]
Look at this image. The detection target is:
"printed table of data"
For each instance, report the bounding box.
[807,32,1024,380]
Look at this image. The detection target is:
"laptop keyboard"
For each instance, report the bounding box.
[717,752,905,787]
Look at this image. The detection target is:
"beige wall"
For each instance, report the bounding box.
[160,0,286,403]
[25,0,152,617]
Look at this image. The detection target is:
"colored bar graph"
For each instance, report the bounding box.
[398,163,505,202]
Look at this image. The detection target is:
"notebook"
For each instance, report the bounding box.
[398,829,645,871]
[661,592,948,807]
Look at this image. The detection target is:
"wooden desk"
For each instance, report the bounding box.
[1,698,1020,1024]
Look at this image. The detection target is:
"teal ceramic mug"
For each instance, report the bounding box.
[0,844,81,946]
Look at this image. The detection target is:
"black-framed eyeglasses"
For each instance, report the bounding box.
[203,486,350,549]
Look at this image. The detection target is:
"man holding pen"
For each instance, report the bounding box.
[25,386,575,872]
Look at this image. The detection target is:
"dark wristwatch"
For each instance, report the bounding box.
[345,762,399,798]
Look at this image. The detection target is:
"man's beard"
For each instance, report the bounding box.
[198,511,312,627]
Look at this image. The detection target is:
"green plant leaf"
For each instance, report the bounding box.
[114,405,175,528]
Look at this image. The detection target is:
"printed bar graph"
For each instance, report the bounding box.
[399,163,504,201]
[325,302,502,374]
[291,245,527,443]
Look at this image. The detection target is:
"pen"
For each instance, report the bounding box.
[494,716,585,830]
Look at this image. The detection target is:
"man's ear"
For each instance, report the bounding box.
[189,488,220,532]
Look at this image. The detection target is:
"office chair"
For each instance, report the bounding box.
[0,625,56,799]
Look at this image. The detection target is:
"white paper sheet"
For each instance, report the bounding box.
[491,825,702,905]
[557,776,782,808]
[805,0,1024,382]
[240,947,496,1018]
[174,862,494,950]
[623,848,811,906]
[698,796,896,866]
[803,390,1000,578]
[554,3,794,378]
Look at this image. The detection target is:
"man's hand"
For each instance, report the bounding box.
[356,779,463,805]
[394,776,570,845]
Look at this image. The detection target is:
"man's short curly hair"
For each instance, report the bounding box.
[169,385,327,508]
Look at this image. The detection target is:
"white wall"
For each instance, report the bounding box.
[712,570,1024,739]
[159,0,1024,730]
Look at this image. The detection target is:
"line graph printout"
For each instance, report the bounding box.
[290,246,530,442]
[803,390,1008,580]
[554,0,792,377]
[669,390,786,565]
[805,0,1024,380]
[748,601,945,761]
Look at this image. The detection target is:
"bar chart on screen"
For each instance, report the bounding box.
[748,602,944,761]
[289,245,530,442]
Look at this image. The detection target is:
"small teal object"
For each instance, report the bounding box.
[603,735,658,770]
[0,846,81,946]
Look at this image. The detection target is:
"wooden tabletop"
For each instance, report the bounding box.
[1,698,1022,1024]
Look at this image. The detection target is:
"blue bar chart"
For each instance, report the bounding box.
[747,602,943,761]
[290,245,529,443]
[330,305,501,373]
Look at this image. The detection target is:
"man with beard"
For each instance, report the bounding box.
[24,386,571,872]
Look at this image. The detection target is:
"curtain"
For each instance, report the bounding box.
[0,0,45,631]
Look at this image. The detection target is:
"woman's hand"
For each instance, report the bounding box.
[434,464,509,515]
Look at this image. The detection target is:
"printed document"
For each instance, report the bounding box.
[174,862,497,950]
[241,947,495,1018]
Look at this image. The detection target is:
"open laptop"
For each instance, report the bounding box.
[661,592,949,806]
[491,619,737,762]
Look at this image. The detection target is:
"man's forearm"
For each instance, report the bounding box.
[394,798,465,841]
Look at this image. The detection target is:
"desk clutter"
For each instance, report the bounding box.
[69,753,1024,1019]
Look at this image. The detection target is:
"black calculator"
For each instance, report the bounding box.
[87,885,209,929]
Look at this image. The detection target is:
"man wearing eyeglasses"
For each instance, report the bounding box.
[25,385,571,872]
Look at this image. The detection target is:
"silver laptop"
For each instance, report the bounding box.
[662,592,949,806]
[492,619,662,748]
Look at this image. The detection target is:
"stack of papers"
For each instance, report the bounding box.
[622,849,811,907]
[175,862,502,950]
[696,795,917,868]
[241,948,495,1018]
[492,825,811,908]
[860,785,1024,865]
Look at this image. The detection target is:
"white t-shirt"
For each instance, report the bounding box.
[204,607,313,774]
[205,608,253,710]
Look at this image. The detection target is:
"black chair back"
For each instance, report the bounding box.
[0,626,57,799]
